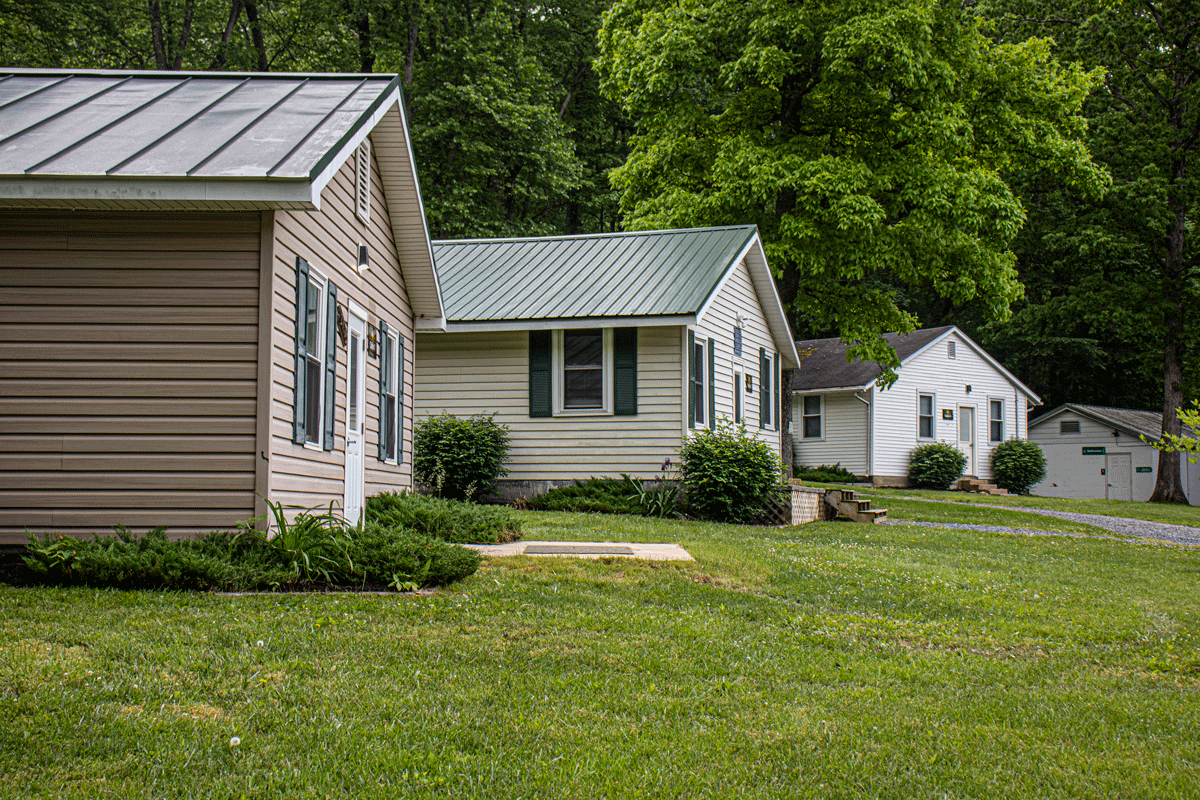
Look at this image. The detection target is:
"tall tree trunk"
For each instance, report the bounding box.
[780,369,794,477]
[170,0,196,70]
[353,10,374,73]
[244,1,269,71]
[209,1,245,70]
[148,1,169,69]
[1150,200,1190,503]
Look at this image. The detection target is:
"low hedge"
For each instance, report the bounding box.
[525,478,644,515]
[793,463,861,483]
[365,491,521,544]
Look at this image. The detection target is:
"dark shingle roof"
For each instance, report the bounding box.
[0,70,397,180]
[790,326,954,390]
[432,226,758,322]
[1031,404,1177,442]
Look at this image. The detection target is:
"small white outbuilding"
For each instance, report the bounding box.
[1028,404,1199,504]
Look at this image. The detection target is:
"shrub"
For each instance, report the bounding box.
[679,420,782,523]
[908,442,968,490]
[525,478,644,515]
[347,523,483,589]
[991,439,1047,494]
[414,413,510,501]
[366,492,521,544]
[793,463,860,483]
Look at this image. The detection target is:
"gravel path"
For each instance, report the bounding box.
[878,496,1200,547]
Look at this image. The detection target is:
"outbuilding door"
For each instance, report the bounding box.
[958,406,976,477]
[344,311,366,525]
[1106,453,1132,501]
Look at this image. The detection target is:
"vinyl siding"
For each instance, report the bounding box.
[270,137,415,509]
[1028,411,1162,501]
[871,330,1030,481]
[415,327,683,481]
[791,392,868,474]
[0,211,260,541]
[694,257,783,459]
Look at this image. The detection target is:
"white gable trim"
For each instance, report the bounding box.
[901,326,1041,405]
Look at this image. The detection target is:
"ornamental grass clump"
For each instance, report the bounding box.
[679,420,781,523]
[992,439,1047,494]
[908,442,968,490]
[414,413,510,501]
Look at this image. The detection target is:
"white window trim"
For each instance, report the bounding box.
[988,397,1005,443]
[552,328,613,416]
[917,391,937,441]
[302,267,329,452]
[801,394,824,441]
[694,336,707,427]
[383,326,400,465]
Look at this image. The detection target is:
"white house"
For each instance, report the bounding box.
[790,325,1041,486]
[414,225,800,497]
[0,69,441,540]
[1029,404,1199,504]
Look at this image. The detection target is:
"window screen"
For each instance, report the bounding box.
[803,395,821,438]
[564,329,603,408]
[919,394,934,438]
[989,400,1004,442]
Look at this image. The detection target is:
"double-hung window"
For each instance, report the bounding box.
[564,329,604,409]
[802,395,822,439]
[293,257,336,450]
[734,370,743,424]
[693,338,706,425]
[989,399,1004,443]
[378,322,401,463]
[528,328,637,418]
[918,394,935,439]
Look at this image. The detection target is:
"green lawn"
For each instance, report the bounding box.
[3,511,1199,798]
[831,483,1200,527]
[871,497,1115,537]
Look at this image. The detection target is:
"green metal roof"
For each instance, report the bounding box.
[432,225,758,322]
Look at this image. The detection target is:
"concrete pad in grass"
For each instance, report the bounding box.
[466,541,694,561]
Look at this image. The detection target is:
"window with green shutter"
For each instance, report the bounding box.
[759,347,769,428]
[293,257,336,449]
[529,330,552,417]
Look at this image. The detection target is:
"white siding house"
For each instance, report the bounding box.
[791,326,1041,486]
[1029,405,1199,504]
[415,226,799,496]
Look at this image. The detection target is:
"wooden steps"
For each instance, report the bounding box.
[956,477,1009,495]
[824,488,887,524]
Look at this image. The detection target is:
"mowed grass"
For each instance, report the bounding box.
[3,511,1200,799]
[864,498,1114,537]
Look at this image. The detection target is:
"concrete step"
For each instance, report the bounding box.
[957,477,1009,495]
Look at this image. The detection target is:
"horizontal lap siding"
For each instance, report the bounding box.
[791,392,868,474]
[415,328,683,481]
[1029,412,1160,501]
[271,142,414,510]
[0,211,260,542]
[695,259,782,459]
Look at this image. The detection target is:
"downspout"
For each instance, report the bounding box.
[854,390,871,478]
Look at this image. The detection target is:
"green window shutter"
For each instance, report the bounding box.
[397,336,405,459]
[323,281,337,451]
[687,329,696,429]
[528,330,552,417]
[773,353,781,433]
[759,347,769,428]
[707,337,716,429]
[292,257,310,445]
[377,320,389,461]
[613,327,638,416]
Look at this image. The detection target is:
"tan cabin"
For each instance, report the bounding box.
[0,69,443,542]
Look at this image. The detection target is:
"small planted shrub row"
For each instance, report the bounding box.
[908,442,968,490]
[991,439,1047,494]
[366,491,521,544]
[793,463,861,483]
[525,478,646,515]
[23,500,484,592]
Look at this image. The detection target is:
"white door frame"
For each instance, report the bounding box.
[344,307,367,526]
[958,405,976,477]
[1106,452,1132,501]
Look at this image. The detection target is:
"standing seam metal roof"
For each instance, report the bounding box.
[432,226,758,322]
[0,69,397,180]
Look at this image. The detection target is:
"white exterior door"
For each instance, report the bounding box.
[344,311,366,525]
[958,405,976,477]
[1106,453,1132,501]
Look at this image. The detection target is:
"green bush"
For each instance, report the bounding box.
[908,442,968,490]
[414,413,510,501]
[679,420,782,523]
[793,463,860,483]
[525,478,645,515]
[347,523,483,588]
[991,439,1047,494]
[366,492,521,543]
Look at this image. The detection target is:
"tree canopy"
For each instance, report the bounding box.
[597,0,1107,374]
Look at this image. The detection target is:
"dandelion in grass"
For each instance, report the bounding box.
[230,737,241,747]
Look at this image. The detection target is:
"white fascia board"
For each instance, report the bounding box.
[742,236,801,368]
[695,234,758,322]
[0,176,314,207]
[789,385,870,394]
[414,316,447,331]
[440,315,694,334]
[900,326,1042,405]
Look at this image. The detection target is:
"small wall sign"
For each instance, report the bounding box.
[942,409,954,420]
[1082,446,1106,455]
[1136,466,1154,473]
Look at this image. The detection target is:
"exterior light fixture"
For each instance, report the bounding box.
[357,244,370,273]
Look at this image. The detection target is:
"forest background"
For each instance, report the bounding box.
[2,0,1197,498]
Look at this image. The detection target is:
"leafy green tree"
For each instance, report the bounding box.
[597,0,1107,376]
[981,0,1200,503]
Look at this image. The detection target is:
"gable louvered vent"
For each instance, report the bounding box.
[947,341,956,359]
[355,139,371,223]
[1060,420,1080,434]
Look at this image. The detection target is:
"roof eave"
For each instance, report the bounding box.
[0,175,318,209]
[899,326,1043,405]
[436,314,697,333]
